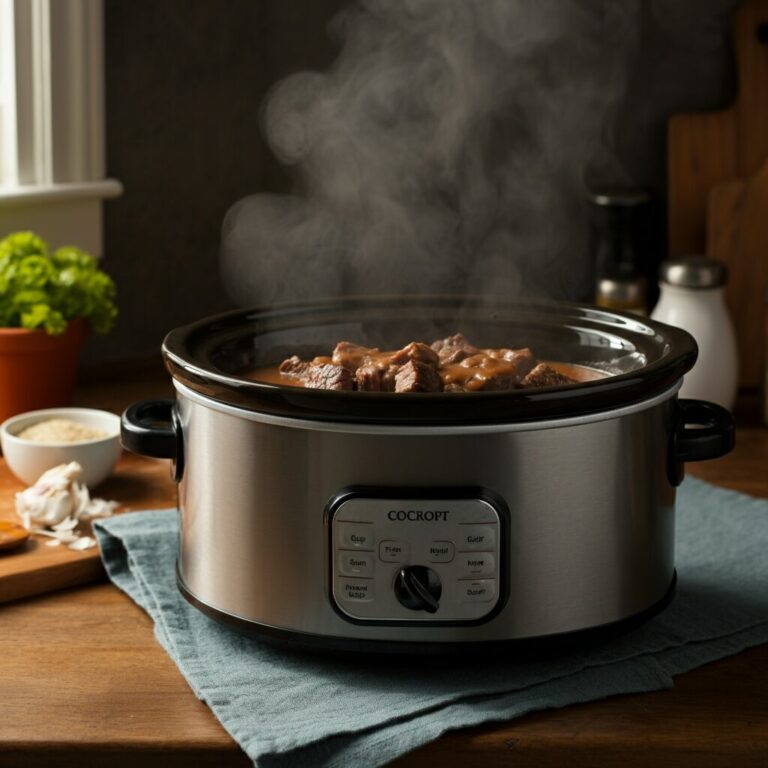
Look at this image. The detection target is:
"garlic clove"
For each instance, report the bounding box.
[68,536,97,551]
[51,516,78,532]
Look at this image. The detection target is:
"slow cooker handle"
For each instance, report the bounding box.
[669,399,735,485]
[121,398,184,481]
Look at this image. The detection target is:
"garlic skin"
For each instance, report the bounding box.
[68,536,97,551]
[15,462,118,535]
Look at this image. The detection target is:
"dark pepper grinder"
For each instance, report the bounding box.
[589,189,650,315]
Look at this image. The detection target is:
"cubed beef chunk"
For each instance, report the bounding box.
[443,348,535,392]
[520,363,576,389]
[394,360,443,393]
[332,341,376,371]
[275,335,585,394]
[389,341,440,367]
[381,364,400,392]
[498,347,535,381]
[460,355,518,391]
[431,333,472,353]
[431,333,478,365]
[305,363,354,391]
[355,364,382,391]
[279,355,310,379]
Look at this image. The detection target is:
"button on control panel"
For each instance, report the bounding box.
[338,551,375,577]
[458,552,495,577]
[338,578,375,603]
[329,492,504,623]
[457,526,495,551]
[337,522,375,549]
[459,579,496,603]
[428,541,455,563]
[379,540,408,562]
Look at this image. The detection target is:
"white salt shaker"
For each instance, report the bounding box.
[651,258,738,411]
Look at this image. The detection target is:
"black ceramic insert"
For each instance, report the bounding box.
[162,296,698,425]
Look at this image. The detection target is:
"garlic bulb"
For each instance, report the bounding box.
[15,462,118,537]
[15,462,81,527]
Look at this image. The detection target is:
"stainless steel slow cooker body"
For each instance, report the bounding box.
[122,297,734,652]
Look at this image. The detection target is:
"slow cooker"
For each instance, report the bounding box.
[121,297,734,652]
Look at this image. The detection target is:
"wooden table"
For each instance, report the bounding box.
[1,374,767,767]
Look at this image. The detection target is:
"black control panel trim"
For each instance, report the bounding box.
[324,486,510,628]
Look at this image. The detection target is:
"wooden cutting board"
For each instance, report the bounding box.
[707,160,768,387]
[0,451,177,603]
[668,0,768,257]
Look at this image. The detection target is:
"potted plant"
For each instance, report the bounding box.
[0,231,117,422]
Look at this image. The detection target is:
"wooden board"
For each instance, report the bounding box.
[0,450,178,603]
[707,160,768,387]
[0,363,175,603]
[668,0,768,257]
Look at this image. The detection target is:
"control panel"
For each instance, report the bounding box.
[328,491,505,624]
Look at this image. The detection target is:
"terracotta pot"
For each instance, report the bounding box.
[0,318,88,424]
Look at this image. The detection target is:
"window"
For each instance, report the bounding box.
[0,0,121,255]
[0,0,17,184]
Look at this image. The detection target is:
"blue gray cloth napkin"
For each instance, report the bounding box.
[93,477,768,768]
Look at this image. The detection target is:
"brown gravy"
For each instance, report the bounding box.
[248,359,605,389]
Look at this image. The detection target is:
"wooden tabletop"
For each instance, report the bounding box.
[1,372,767,767]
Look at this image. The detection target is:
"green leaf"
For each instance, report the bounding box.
[0,231,49,260]
[0,231,117,334]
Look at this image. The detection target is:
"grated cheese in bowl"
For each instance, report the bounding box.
[17,418,108,444]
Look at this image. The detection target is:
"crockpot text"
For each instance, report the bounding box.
[387,509,449,522]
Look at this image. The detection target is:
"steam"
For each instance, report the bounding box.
[221,0,737,306]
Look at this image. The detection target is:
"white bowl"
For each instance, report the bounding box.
[0,407,122,488]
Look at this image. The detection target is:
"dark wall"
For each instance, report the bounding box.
[90,0,736,365]
[89,0,342,364]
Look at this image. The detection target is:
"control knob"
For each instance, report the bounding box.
[394,566,442,613]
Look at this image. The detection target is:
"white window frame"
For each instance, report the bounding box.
[0,0,121,256]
